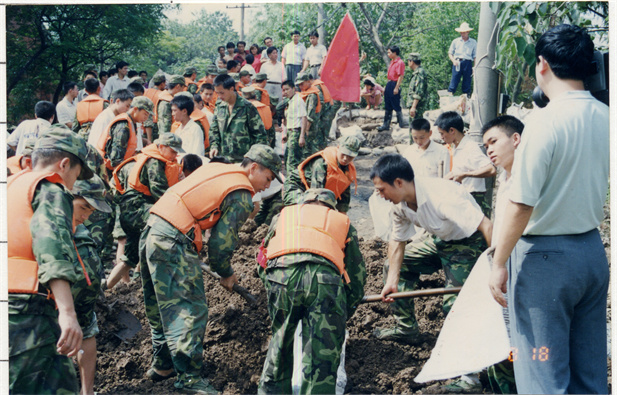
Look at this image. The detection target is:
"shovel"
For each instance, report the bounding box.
[361,286,462,303]
[113,306,142,342]
[201,263,258,304]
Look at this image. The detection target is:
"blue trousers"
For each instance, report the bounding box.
[384,80,402,112]
[507,229,608,394]
[286,64,302,86]
[448,59,473,95]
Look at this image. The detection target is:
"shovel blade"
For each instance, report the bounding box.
[113,308,142,342]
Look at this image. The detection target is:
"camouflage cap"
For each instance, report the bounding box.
[276,97,290,112]
[338,135,361,158]
[184,66,197,75]
[217,69,228,75]
[169,75,186,85]
[302,188,337,210]
[34,124,94,180]
[206,65,218,75]
[129,76,144,85]
[174,91,194,99]
[131,96,154,114]
[152,73,166,85]
[241,86,256,95]
[21,137,37,156]
[72,174,112,213]
[239,70,252,77]
[155,132,185,154]
[407,52,421,62]
[254,73,268,82]
[295,73,310,84]
[244,144,283,183]
[229,72,240,82]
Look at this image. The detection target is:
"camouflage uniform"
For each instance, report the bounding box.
[209,92,268,162]
[140,190,254,388]
[72,101,110,140]
[157,99,173,136]
[258,190,366,394]
[104,114,137,169]
[406,66,428,120]
[302,88,322,155]
[254,189,284,226]
[313,83,332,150]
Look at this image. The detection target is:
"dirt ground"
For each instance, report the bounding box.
[91,113,612,394]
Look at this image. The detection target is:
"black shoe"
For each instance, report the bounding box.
[377,111,392,131]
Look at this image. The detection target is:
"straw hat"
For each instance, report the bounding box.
[455,22,473,32]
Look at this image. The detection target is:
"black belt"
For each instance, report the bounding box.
[268,81,281,85]
[310,64,321,68]
[456,58,472,61]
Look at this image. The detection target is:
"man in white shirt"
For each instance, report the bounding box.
[402,118,450,178]
[281,30,306,86]
[7,101,55,155]
[56,81,79,129]
[261,36,280,63]
[436,111,495,216]
[261,47,287,100]
[88,89,134,146]
[280,79,308,174]
[77,70,98,102]
[102,61,130,100]
[301,31,328,80]
[370,154,492,344]
[170,94,205,157]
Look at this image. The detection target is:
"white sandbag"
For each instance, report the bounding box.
[415,249,510,383]
[369,191,393,241]
[338,124,365,142]
[390,126,409,144]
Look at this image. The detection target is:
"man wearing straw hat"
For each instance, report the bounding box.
[447,22,477,95]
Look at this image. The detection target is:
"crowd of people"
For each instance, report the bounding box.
[6,23,609,395]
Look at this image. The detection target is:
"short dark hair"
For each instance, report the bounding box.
[84,78,100,94]
[213,74,236,90]
[309,30,319,38]
[412,59,422,66]
[63,81,77,95]
[111,89,134,103]
[193,94,203,104]
[363,78,375,87]
[108,67,117,76]
[291,30,301,36]
[200,83,214,92]
[181,154,203,172]
[387,46,400,56]
[139,70,148,76]
[411,118,431,132]
[226,60,239,71]
[370,153,415,185]
[127,82,145,95]
[99,70,109,79]
[32,148,81,169]
[245,53,255,64]
[84,70,97,79]
[168,82,183,90]
[535,24,595,81]
[282,80,295,89]
[34,101,55,120]
[116,60,129,70]
[226,41,235,49]
[127,70,138,78]
[266,46,278,56]
[171,95,194,116]
[434,111,464,133]
[481,115,524,138]
[263,36,272,44]
[237,41,246,47]
[218,45,225,52]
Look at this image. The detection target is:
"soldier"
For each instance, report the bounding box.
[95,96,153,172]
[283,135,360,213]
[184,66,199,94]
[106,133,184,289]
[251,73,272,110]
[258,189,366,394]
[157,75,186,136]
[296,73,323,153]
[140,144,281,393]
[208,74,268,162]
[238,69,252,90]
[7,137,35,175]
[370,154,492,343]
[242,86,275,148]
[406,53,428,123]
[144,73,166,142]
[199,82,217,113]
[70,175,113,395]
[73,78,109,139]
[196,65,217,91]
[280,79,308,174]
[8,125,94,394]
[309,73,334,148]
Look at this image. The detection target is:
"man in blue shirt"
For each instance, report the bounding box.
[447,23,477,95]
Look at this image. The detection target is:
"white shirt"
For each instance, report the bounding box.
[101,75,129,100]
[509,90,609,235]
[305,44,328,66]
[7,118,51,155]
[261,61,286,99]
[390,177,484,242]
[88,107,118,146]
[402,140,450,178]
[56,96,76,126]
[240,64,256,79]
[261,47,281,62]
[449,37,477,61]
[492,170,512,247]
[281,42,307,66]
[451,135,492,193]
[175,119,205,157]
[285,93,307,129]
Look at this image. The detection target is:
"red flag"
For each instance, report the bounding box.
[321,12,360,102]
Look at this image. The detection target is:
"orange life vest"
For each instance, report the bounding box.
[298,86,322,113]
[266,204,351,283]
[149,163,255,251]
[7,155,25,175]
[112,143,182,196]
[170,108,211,150]
[251,84,271,108]
[196,76,208,90]
[207,92,218,112]
[95,113,138,170]
[298,146,357,200]
[250,100,273,130]
[144,88,162,123]
[76,94,108,125]
[312,80,333,104]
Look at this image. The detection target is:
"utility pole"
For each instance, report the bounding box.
[226,3,255,41]
[317,4,326,45]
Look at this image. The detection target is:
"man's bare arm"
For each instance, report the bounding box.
[381,240,406,302]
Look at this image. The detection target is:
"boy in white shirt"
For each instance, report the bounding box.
[171,94,205,157]
[402,118,450,178]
